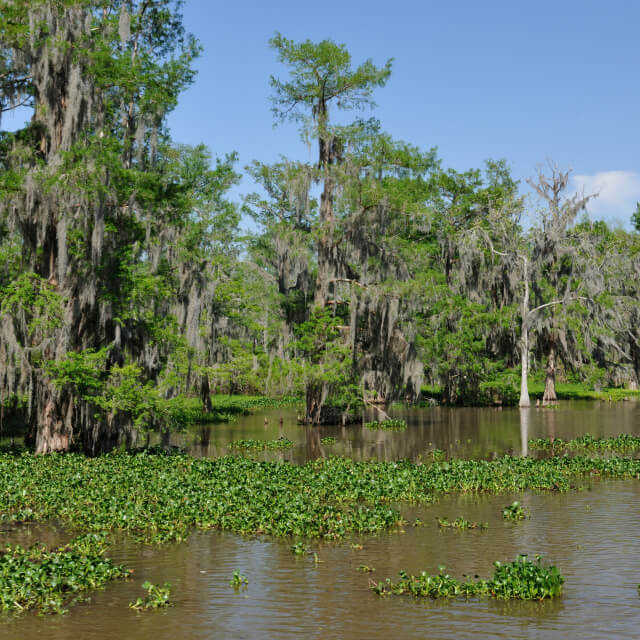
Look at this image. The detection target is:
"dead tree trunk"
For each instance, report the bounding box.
[519,256,531,408]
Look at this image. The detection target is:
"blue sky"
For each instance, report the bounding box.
[162,0,640,227]
[4,0,637,226]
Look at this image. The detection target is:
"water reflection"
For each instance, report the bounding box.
[520,408,529,457]
[170,400,640,464]
[4,481,640,639]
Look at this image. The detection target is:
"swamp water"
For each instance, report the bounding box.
[2,401,640,639]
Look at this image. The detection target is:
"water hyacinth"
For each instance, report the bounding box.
[373,555,563,600]
[365,419,407,431]
[0,537,130,614]
[437,516,488,530]
[502,501,528,521]
[2,450,640,544]
[129,581,172,610]
[529,434,640,453]
[228,437,294,451]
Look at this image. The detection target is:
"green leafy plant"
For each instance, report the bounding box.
[437,516,487,530]
[291,541,308,555]
[529,434,640,453]
[0,537,130,614]
[228,437,294,451]
[229,571,248,588]
[365,419,407,431]
[129,581,172,610]
[502,501,528,521]
[373,555,563,600]
[357,564,375,573]
[2,447,640,546]
[320,436,336,445]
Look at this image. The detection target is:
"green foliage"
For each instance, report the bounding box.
[357,564,375,573]
[632,202,640,232]
[320,436,336,445]
[46,348,110,398]
[47,353,170,431]
[3,448,640,545]
[373,555,563,600]
[291,541,308,555]
[502,501,528,521]
[0,536,130,615]
[229,571,248,588]
[228,437,294,452]
[437,516,487,530]
[269,32,392,129]
[365,419,407,431]
[292,308,360,410]
[0,272,64,344]
[529,434,640,453]
[129,581,172,610]
[489,555,564,600]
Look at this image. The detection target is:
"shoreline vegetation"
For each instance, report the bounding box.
[420,381,640,406]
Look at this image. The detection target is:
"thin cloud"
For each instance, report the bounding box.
[573,171,640,227]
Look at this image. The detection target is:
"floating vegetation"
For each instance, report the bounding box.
[529,434,640,453]
[291,542,308,555]
[3,451,640,546]
[129,581,172,610]
[502,501,528,521]
[0,537,130,614]
[357,564,375,573]
[320,437,336,445]
[229,571,248,588]
[228,437,294,451]
[365,419,407,431]
[437,516,487,530]
[372,555,563,600]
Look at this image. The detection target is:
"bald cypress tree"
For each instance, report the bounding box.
[0,0,201,452]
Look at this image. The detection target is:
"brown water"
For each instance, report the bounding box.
[2,402,640,639]
[177,399,640,462]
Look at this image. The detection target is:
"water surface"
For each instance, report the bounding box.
[2,401,640,639]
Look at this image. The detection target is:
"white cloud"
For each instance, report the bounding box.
[572,171,640,227]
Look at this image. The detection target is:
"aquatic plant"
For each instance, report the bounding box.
[373,555,563,600]
[437,516,487,530]
[529,434,640,453]
[320,437,336,445]
[228,437,294,451]
[2,450,640,546]
[0,537,130,614]
[129,581,172,610]
[291,541,308,555]
[365,419,407,431]
[502,501,528,521]
[229,571,248,588]
[357,564,375,573]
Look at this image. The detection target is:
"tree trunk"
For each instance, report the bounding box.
[308,119,336,420]
[200,376,213,413]
[305,382,328,425]
[542,342,557,405]
[518,257,531,408]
